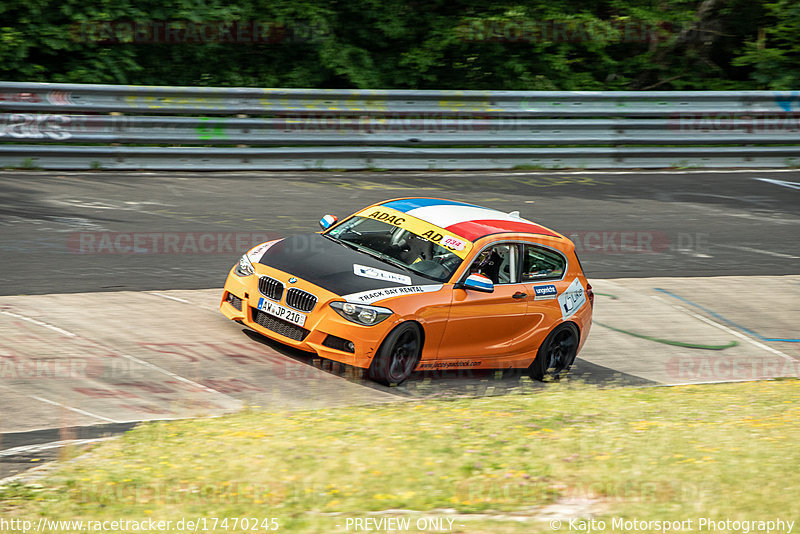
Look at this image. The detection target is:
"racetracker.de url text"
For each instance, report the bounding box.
[0,517,280,532]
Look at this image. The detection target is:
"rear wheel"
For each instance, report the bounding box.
[368,323,422,386]
[529,323,579,382]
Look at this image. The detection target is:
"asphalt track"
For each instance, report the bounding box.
[0,169,799,294]
[1,169,799,478]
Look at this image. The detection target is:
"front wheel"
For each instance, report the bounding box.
[529,323,580,382]
[368,323,422,386]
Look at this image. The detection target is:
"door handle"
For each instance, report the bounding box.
[512,292,528,299]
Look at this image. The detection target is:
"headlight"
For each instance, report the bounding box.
[234,254,254,276]
[330,301,392,326]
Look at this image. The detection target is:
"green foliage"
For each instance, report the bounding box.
[0,0,797,89]
[732,0,800,89]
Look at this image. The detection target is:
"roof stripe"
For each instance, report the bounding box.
[378,197,561,242]
[404,205,525,229]
[381,198,480,213]
[446,220,560,241]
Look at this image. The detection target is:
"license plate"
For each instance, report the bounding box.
[256,297,307,327]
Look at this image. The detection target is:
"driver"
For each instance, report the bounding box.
[471,248,504,284]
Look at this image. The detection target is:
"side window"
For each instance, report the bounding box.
[468,244,517,284]
[521,244,566,281]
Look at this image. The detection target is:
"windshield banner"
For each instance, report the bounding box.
[354,206,474,259]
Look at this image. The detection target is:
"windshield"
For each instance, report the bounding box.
[327,216,464,282]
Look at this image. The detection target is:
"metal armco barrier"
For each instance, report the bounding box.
[1,81,799,170]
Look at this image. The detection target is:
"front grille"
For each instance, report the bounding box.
[258,275,284,301]
[286,288,317,312]
[225,292,242,311]
[252,308,310,341]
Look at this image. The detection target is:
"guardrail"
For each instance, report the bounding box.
[1,82,799,169]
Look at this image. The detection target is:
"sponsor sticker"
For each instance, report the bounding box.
[441,234,467,251]
[352,264,412,286]
[419,230,469,253]
[342,284,443,305]
[364,210,407,227]
[558,277,586,319]
[247,239,283,262]
[418,360,482,369]
[533,284,558,300]
[356,206,473,259]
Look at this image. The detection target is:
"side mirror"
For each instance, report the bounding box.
[459,273,494,293]
[319,214,338,230]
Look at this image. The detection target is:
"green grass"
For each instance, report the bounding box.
[2,380,799,533]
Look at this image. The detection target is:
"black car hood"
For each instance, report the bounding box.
[257,233,434,296]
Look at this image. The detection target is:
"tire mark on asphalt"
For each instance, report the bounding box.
[0,307,241,406]
[650,295,796,362]
[654,288,800,343]
[591,293,739,350]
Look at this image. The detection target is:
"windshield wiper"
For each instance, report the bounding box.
[345,243,416,275]
[321,233,356,250]
[324,234,420,276]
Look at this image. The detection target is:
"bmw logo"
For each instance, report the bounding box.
[288,277,297,284]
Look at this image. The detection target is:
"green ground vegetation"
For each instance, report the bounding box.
[1,380,798,532]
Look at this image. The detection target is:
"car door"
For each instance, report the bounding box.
[437,243,535,363]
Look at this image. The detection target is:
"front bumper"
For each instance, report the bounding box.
[220,266,394,369]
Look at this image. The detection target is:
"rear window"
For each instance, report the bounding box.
[521,244,566,281]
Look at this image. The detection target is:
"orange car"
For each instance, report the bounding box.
[220,197,593,385]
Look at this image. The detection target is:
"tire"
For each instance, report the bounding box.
[368,322,422,386]
[528,322,580,382]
